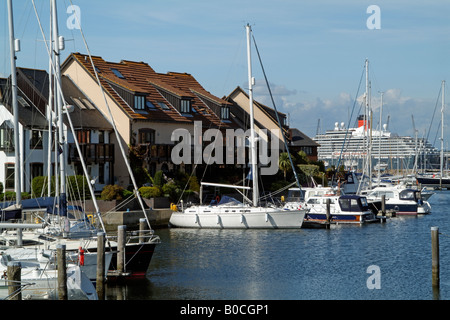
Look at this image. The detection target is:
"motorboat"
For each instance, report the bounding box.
[304,194,378,224]
[363,186,431,215]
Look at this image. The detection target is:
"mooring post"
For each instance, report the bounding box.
[139,218,147,243]
[7,261,21,300]
[57,244,67,300]
[325,198,331,229]
[431,226,440,287]
[96,232,106,300]
[117,225,126,274]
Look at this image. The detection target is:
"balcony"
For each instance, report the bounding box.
[68,143,115,164]
[136,143,173,162]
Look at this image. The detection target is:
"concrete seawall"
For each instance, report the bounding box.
[76,198,173,231]
[100,209,172,232]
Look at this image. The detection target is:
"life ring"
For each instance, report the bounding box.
[216,196,220,203]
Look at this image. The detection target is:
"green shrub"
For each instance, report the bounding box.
[123,189,134,199]
[0,191,31,201]
[153,170,164,187]
[139,186,162,198]
[31,175,90,199]
[101,185,124,201]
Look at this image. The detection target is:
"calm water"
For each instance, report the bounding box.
[105,190,450,300]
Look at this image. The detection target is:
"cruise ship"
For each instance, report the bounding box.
[313,115,440,172]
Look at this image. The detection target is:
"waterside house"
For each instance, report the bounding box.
[60,53,240,186]
[0,67,115,193]
[225,86,319,162]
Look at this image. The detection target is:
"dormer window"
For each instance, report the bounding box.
[220,106,230,120]
[134,95,145,110]
[181,99,191,113]
[111,68,125,79]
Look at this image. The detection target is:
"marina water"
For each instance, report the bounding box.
[105,191,450,300]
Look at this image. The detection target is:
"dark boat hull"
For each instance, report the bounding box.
[416,177,450,189]
[91,241,158,279]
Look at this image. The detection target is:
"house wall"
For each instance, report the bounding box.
[229,90,284,146]
[63,60,131,187]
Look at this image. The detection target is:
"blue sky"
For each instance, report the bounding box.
[2,0,450,147]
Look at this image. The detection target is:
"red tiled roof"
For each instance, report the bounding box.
[64,53,237,129]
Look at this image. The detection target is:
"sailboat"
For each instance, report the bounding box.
[0,247,98,300]
[416,80,450,189]
[169,25,306,229]
[1,0,161,280]
[0,0,98,300]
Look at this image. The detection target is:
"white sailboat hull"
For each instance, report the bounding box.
[169,206,305,229]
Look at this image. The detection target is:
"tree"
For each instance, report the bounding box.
[278,152,291,180]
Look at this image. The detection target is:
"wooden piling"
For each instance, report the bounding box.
[7,261,21,300]
[117,225,126,274]
[431,227,440,287]
[325,198,331,229]
[139,218,147,243]
[96,232,106,300]
[57,244,67,300]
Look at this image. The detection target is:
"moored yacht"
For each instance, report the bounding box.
[304,194,378,224]
[363,186,431,215]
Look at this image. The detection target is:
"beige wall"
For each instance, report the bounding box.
[63,60,133,187]
[230,91,283,143]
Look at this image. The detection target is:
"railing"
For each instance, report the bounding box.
[68,143,115,164]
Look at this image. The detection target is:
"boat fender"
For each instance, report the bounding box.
[265,213,269,222]
[78,247,85,266]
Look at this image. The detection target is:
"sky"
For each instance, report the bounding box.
[2,0,450,149]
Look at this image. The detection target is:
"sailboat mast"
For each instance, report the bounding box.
[51,0,67,216]
[7,0,21,205]
[440,80,445,187]
[47,0,53,197]
[246,24,259,207]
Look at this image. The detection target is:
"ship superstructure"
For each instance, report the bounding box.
[313,115,440,172]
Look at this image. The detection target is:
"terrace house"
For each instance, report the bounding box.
[225,86,319,162]
[61,53,239,187]
[0,67,115,194]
